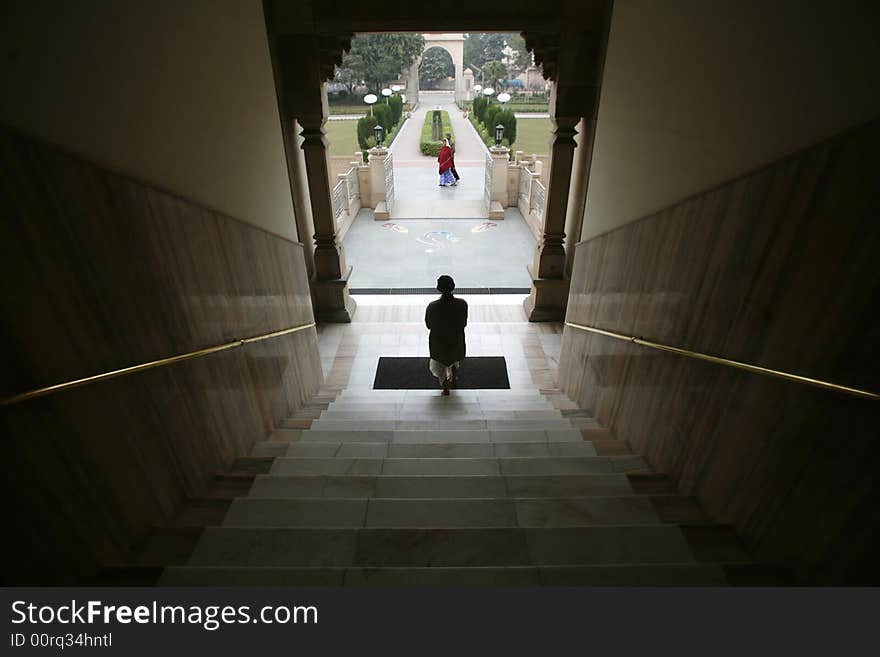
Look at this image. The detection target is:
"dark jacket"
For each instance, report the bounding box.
[425,294,468,366]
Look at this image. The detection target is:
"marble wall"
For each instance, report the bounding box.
[0,126,322,584]
[559,120,880,583]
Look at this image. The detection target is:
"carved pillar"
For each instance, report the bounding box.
[522,30,603,322]
[564,118,591,277]
[271,32,356,322]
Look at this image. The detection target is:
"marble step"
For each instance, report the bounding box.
[326,401,556,411]
[331,392,554,402]
[249,474,635,499]
[160,563,728,586]
[313,410,567,420]
[187,525,697,567]
[308,419,576,431]
[247,474,637,498]
[297,429,584,444]
[268,456,641,476]
[283,441,598,458]
[221,496,664,528]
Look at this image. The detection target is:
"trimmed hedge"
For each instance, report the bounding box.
[356,98,406,150]
[419,110,455,157]
[469,100,517,150]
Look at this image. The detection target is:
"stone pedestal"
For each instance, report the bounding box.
[312,266,358,323]
[489,146,509,219]
[524,265,571,322]
[368,147,390,219]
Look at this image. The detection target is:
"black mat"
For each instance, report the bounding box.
[373,357,510,390]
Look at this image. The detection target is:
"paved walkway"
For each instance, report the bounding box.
[389,91,488,218]
[343,207,536,289]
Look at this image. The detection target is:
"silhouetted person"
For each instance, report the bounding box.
[425,275,468,395]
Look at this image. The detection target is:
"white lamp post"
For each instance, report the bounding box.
[381,87,392,104]
[363,93,378,116]
[497,92,511,104]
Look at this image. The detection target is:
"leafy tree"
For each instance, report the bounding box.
[463,33,507,70]
[503,34,531,75]
[482,60,509,88]
[419,47,454,89]
[339,33,425,93]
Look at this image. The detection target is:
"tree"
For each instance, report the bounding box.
[463,33,506,70]
[419,47,454,89]
[339,33,424,93]
[482,60,509,88]
[502,33,531,75]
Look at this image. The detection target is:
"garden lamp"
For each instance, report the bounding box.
[495,124,504,146]
[373,124,385,147]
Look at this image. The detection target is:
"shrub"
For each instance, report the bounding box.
[495,109,517,147]
[388,95,403,126]
[483,105,500,132]
[372,104,392,134]
[356,114,378,149]
[419,110,455,156]
[473,95,487,121]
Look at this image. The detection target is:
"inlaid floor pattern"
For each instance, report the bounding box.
[153,393,776,586]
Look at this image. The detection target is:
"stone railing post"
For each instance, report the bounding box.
[368,146,391,220]
[488,145,509,218]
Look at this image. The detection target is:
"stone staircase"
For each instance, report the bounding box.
[117,383,786,586]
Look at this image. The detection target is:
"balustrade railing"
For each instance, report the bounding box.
[332,178,346,226]
[533,179,546,222]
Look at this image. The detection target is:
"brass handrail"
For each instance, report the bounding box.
[564,321,878,401]
[1,322,316,406]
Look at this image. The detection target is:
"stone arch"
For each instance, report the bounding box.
[405,33,465,104]
[418,45,455,90]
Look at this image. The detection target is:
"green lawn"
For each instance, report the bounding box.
[325,121,360,157]
[512,118,551,155]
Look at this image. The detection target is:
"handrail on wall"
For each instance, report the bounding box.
[564,321,878,401]
[1,322,317,407]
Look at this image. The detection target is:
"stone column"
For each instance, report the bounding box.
[523,83,577,321]
[286,119,316,279]
[268,30,356,323]
[299,86,356,322]
[522,28,606,322]
[564,118,591,277]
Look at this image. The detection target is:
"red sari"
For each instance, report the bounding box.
[438,145,454,174]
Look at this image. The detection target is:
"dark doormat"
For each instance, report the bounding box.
[373,357,510,390]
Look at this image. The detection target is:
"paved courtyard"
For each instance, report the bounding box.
[343,208,536,289]
[342,91,535,290]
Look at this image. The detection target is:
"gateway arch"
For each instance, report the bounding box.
[405,33,467,104]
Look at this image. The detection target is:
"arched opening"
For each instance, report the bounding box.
[419,46,455,90]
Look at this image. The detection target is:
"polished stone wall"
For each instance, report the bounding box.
[0,126,322,584]
[559,120,880,583]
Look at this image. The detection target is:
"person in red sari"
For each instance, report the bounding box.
[438,138,457,187]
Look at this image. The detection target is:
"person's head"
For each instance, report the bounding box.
[437,275,455,295]
[445,133,452,141]
[443,138,450,147]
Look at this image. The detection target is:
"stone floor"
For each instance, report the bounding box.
[343,208,536,289]
[317,294,562,391]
